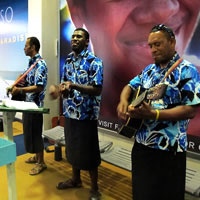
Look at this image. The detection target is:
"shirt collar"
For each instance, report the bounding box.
[29,53,41,65]
[167,52,180,68]
[70,49,88,60]
[156,52,180,69]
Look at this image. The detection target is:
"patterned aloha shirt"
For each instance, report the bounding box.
[62,49,103,120]
[129,53,200,152]
[24,54,48,107]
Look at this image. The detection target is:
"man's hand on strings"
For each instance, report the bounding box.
[11,86,20,96]
[6,86,13,97]
[117,100,129,121]
[127,101,154,120]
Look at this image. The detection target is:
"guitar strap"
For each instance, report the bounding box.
[131,58,183,106]
[12,58,43,87]
[160,58,183,83]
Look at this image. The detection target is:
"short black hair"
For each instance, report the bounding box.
[74,28,90,40]
[27,37,40,52]
[150,24,175,40]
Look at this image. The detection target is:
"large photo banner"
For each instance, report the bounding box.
[60,0,200,153]
[0,0,28,99]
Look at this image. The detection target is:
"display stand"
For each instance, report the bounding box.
[0,105,49,200]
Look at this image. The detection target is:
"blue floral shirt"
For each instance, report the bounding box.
[129,53,200,152]
[24,54,48,107]
[62,49,103,120]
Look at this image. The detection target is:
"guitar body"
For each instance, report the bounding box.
[119,118,143,138]
[11,93,26,101]
[11,82,27,101]
[119,84,167,138]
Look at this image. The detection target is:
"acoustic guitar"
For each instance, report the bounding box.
[119,83,167,138]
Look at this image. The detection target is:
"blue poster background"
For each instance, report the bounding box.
[0,0,28,80]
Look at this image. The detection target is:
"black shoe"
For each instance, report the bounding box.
[89,190,101,200]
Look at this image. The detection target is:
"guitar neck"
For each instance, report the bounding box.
[131,90,147,107]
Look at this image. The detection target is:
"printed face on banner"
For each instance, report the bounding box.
[61,0,200,136]
[67,0,200,75]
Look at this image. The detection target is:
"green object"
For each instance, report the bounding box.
[0,105,50,114]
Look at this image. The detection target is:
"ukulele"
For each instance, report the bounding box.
[119,83,167,138]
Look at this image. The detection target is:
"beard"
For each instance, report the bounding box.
[71,46,80,53]
[71,42,86,55]
[154,53,174,66]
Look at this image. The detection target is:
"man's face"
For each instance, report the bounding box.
[148,31,175,65]
[24,39,33,57]
[71,30,88,54]
[73,0,200,77]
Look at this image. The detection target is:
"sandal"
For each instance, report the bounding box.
[29,163,47,175]
[56,179,82,190]
[25,156,37,164]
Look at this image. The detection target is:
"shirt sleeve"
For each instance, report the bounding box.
[129,75,142,90]
[89,58,103,86]
[61,64,67,83]
[34,60,48,86]
[180,63,200,105]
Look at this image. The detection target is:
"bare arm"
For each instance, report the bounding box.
[127,102,199,121]
[6,74,25,96]
[48,81,102,100]
[67,82,102,96]
[154,104,198,121]
[11,85,43,95]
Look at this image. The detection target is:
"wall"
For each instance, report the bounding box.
[28,0,60,130]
